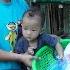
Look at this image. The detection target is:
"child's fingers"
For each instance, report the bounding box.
[27,48,34,54]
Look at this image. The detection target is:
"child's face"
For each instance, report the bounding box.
[21,15,41,42]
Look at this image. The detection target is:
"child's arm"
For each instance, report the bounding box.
[55,42,64,59]
[40,33,64,59]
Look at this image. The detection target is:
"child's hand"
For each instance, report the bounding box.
[27,47,34,55]
[56,55,64,61]
[19,53,40,67]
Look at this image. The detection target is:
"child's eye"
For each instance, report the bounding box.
[32,30,37,31]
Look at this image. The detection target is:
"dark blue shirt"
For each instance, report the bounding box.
[15,33,58,54]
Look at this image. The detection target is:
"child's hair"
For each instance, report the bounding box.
[22,4,44,27]
[17,4,44,39]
